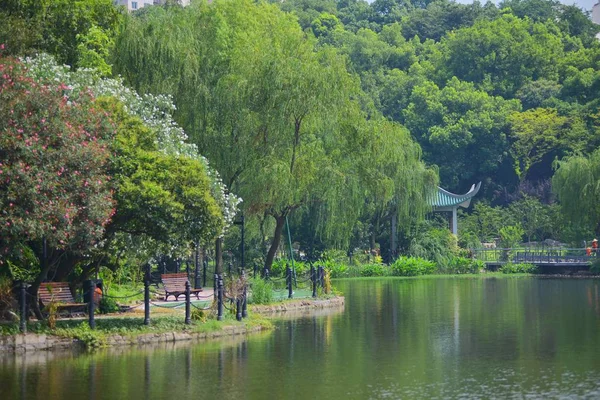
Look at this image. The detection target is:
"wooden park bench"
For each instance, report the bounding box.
[38,282,84,312]
[161,273,203,301]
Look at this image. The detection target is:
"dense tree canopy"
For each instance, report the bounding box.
[0,57,115,262]
[0,0,121,67]
[114,0,437,267]
[3,0,600,273]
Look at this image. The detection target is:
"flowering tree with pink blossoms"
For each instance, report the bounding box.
[0,56,116,315]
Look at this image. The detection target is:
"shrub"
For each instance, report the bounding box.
[271,260,309,278]
[322,261,349,278]
[0,277,17,321]
[444,257,483,274]
[359,263,387,277]
[323,270,332,294]
[499,225,524,249]
[191,308,208,323]
[500,263,538,274]
[391,256,436,276]
[408,227,459,268]
[98,297,119,314]
[249,278,273,304]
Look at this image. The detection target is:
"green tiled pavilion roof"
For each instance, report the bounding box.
[431,182,481,209]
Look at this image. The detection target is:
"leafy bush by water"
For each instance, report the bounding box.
[320,260,349,278]
[98,297,119,314]
[500,263,538,274]
[248,277,273,304]
[271,260,309,278]
[443,257,484,274]
[391,257,436,276]
[359,263,388,277]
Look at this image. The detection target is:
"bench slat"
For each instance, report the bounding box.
[161,273,203,300]
[38,282,77,305]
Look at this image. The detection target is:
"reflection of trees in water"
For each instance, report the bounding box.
[4,279,600,399]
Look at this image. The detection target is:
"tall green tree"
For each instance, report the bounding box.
[0,56,115,316]
[440,13,564,97]
[509,107,587,182]
[114,0,436,269]
[403,77,520,189]
[553,150,600,237]
[0,0,122,68]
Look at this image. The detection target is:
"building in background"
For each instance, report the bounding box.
[113,0,190,12]
[594,2,600,39]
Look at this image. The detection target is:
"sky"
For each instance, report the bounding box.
[454,0,597,11]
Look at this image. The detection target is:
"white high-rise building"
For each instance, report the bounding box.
[593,2,600,40]
[113,0,190,12]
[113,0,152,11]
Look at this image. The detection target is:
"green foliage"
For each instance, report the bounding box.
[0,276,16,321]
[322,260,349,278]
[403,77,520,188]
[443,257,484,274]
[271,260,310,278]
[114,0,436,269]
[0,56,115,265]
[408,225,458,268]
[0,0,122,67]
[499,225,525,249]
[359,263,388,277]
[553,150,600,239]
[500,263,538,274]
[45,301,60,330]
[98,297,119,314]
[509,108,586,181]
[5,244,39,281]
[249,278,273,305]
[440,14,563,98]
[323,269,332,294]
[191,308,208,323]
[390,256,436,277]
[76,25,114,76]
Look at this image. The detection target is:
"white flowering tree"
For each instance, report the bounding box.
[21,54,240,270]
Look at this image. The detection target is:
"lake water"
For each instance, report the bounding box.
[2,276,600,399]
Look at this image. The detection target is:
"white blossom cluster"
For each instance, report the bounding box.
[22,54,241,234]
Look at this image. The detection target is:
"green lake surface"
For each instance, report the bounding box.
[2,276,600,399]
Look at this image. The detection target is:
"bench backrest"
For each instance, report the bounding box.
[38,282,75,304]
[161,273,190,290]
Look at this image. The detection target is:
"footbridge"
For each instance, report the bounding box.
[471,248,594,268]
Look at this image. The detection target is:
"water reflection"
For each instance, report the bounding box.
[2,277,600,399]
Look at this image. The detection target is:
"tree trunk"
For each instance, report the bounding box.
[28,239,51,320]
[265,214,286,272]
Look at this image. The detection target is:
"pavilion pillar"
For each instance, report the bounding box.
[451,207,458,236]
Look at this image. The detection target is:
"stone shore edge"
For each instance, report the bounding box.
[250,296,345,314]
[0,297,345,353]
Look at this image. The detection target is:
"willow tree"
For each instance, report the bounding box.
[357,119,438,258]
[114,0,437,270]
[552,150,600,237]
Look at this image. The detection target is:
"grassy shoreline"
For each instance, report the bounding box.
[0,296,347,350]
[0,312,274,349]
[332,272,534,281]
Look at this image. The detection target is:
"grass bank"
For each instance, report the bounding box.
[332,272,534,281]
[0,313,273,350]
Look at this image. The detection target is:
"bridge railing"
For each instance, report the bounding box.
[470,248,594,264]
